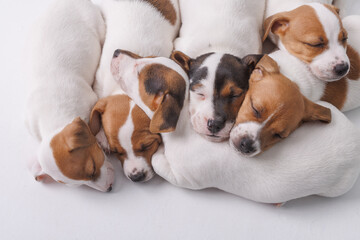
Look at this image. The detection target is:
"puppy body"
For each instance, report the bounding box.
[174,0,265,58]
[269,27,360,112]
[94,0,180,98]
[26,0,114,191]
[113,52,360,204]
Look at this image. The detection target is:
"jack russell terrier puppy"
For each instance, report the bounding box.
[174,0,265,58]
[92,0,179,182]
[25,0,114,192]
[171,51,263,142]
[230,55,331,157]
[111,50,360,204]
[263,4,360,111]
[89,93,162,182]
[173,0,265,141]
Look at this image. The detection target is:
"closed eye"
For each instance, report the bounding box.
[229,92,243,99]
[305,42,325,48]
[273,133,283,139]
[136,141,156,153]
[251,98,261,118]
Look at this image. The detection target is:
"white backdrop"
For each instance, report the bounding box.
[1,0,360,239]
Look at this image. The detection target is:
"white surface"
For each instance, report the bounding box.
[1,1,360,239]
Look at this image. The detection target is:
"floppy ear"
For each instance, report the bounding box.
[65,117,95,152]
[150,93,182,133]
[242,54,264,72]
[90,99,107,135]
[263,13,290,41]
[303,98,332,123]
[256,55,280,74]
[171,51,192,72]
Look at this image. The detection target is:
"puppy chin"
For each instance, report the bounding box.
[202,134,228,142]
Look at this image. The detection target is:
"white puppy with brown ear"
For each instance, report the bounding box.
[94,0,180,98]
[25,0,114,192]
[112,50,360,204]
[174,0,266,58]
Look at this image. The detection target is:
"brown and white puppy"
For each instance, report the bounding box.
[264,4,360,112]
[171,51,264,142]
[230,55,331,156]
[25,0,114,191]
[263,3,349,81]
[90,94,162,182]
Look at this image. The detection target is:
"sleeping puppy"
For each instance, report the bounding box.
[264,4,360,111]
[111,49,360,204]
[171,51,263,141]
[264,3,349,82]
[174,0,265,58]
[90,94,162,182]
[25,0,114,192]
[230,55,331,156]
[93,0,180,98]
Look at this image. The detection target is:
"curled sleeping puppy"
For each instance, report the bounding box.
[93,0,180,98]
[174,0,265,58]
[25,0,114,192]
[171,51,263,142]
[91,0,179,182]
[230,55,331,157]
[111,50,360,204]
[89,94,162,183]
[263,4,360,111]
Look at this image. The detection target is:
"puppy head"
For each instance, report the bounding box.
[171,51,263,142]
[33,117,114,192]
[263,3,349,81]
[90,95,162,182]
[230,55,331,157]
[111,49,188,133]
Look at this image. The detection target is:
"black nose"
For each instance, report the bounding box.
[238,137,255,154]
[113,49,121,58]
[334,63,349,76]
[129,171,146,182]
[106,185,113,192]
[207,119,225,134]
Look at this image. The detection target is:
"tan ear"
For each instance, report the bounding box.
[303,98,332,123]
[263,13,290,42]
[150,93,182,133]
[171,51,192,72]
[256,55,280,74]
[65,117,95,152]
[90,99,107,135]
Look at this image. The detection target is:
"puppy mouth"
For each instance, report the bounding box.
[206,134,220,138]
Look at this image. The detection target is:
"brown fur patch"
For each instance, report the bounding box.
[321,77,348,110]
[51,118,104,181]
[264,5,329,63]
[90,95,131,162]
[138,64,186,133]
[143,0,177,25]
[131,105,162,166]
[347,45,360,80]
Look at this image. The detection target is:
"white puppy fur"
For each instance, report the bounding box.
[25,0,114,192]
[115,54,360,204]
[174,0,266,58]
[93,0,179,180]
